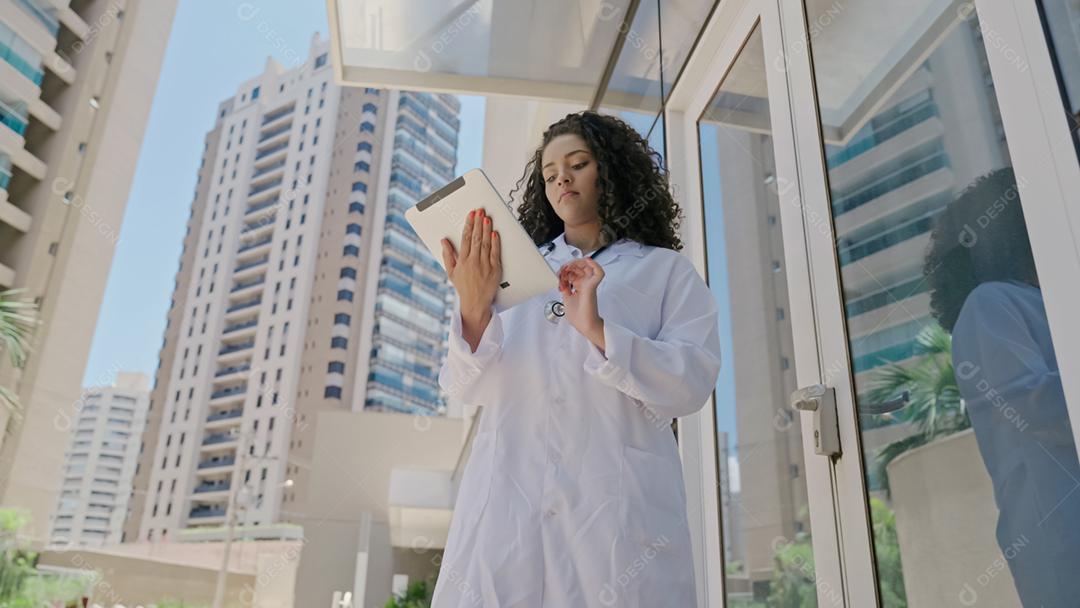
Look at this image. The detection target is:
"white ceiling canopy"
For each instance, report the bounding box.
[328,0,640,105]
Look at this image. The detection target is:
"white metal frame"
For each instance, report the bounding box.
[756,1,1080,606]
[665,0,850,604]
[974,0,1080,452]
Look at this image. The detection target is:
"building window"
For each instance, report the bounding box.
[324,386,342,399]
[330,337,348,349]
[343,245,359,257]
[360,122,375,133]
[357,141,373,152]
[354,161,370,172]
[315,53,328,69]
[346,224,362,236]
[362,102,377,113]
[340,267,357,279]
[328,361,346,373]
[351,182,367,193]
[252,86,260,100]
[349,202,365,214]
[334,313,351,325]
[337,289,353,302]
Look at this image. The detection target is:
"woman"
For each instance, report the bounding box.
[925,167,1080,607]
[430,111,721,607]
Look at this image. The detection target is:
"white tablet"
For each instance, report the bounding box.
[404,168,558,312]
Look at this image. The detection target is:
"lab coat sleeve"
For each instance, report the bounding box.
[438,299,504,403]
[951,282,1064,433]
[583,255,722,419]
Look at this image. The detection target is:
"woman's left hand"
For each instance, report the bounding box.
[558,258,606,349]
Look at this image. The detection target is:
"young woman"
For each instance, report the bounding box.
[431,111,721,607]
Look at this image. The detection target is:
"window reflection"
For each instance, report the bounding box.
[807,2,1078,605]
[698,24,816,606]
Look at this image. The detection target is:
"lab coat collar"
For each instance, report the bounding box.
[546,231,646,265]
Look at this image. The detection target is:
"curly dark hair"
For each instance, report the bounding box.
[507,111,684,250]
[924,166,1039,332]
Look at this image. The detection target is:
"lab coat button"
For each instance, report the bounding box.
[545,508,557,517]
[554,395,565,404]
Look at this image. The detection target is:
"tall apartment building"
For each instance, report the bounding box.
[48,371,149,546]
[0,0,177,543]
[124,35,461,543]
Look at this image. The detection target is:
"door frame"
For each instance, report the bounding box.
[666,0,850,603]
[973,0,1080,448]
[764,0,1080,606]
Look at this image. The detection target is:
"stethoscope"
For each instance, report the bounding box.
[540,240,612,324]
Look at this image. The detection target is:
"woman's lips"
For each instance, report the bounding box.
[560,192,579,201]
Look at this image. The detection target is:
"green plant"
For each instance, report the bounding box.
[763,500,907,607]
[0,508,87,606]
[870,498,907,608]
[384,580,432,608]
[0,288,39,437]
[864,324,970,491]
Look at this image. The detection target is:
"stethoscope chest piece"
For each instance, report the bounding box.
[544,300,565,324]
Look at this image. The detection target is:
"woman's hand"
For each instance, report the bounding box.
[442,208,502,312]
[442,208,502,351]
[558,258,606,351]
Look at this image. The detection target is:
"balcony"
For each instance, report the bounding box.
[233,256,268,274]
[0,99,28,137]
[237,235,272,254]
[258,123,291,143]
[218,340,255,356]
[230,276,265,294]
[254,141,289,161]
[248,177,282,198]
[193,482,231,495]
[202,432,237,446]
[189,507,227,519]
[0,35,44,86]
[197,457,236,470]
[245,197,279,216]
[207,408,243,423]
[14,0,60,36]
[225,298,261,314]
[241,218,276,235]
[251,159,286,179]
[209,384,247,400]
[222,318,259,335]
[214,364,251,378]
[261,105,294,125]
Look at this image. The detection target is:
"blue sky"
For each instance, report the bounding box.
[82,1,485,387]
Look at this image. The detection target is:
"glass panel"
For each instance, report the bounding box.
[335,0,634,102]
[699,24,816,606]
[1038,0,1080,153]
[605,0,664,116]
[807,3,1079,606]
[659,0,721,100]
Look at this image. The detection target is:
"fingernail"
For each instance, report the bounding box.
[484,217,490,224]
[468,210,474,218]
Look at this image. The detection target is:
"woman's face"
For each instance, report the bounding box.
[541,133,600,225]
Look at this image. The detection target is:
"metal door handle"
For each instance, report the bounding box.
[790,384,841,457]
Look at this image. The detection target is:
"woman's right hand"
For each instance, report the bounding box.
[441,207,502,317]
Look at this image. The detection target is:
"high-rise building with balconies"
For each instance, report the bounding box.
[49,371,150,547]
[124,34,461,543]
[0,0,177,543]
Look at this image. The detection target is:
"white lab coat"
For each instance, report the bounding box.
[431,232,722,608]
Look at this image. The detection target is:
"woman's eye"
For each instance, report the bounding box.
[573,162,587,170]
[545,175,555,183]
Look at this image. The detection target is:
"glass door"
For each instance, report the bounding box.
[788,0,1080,605]
[667,0,848,603]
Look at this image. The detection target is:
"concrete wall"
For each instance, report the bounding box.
[887,429,1022,607]
[292,409,464,605]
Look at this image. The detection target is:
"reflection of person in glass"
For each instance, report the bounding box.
[925,167,1080,606]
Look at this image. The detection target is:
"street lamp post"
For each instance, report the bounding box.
[210,427,291,608]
